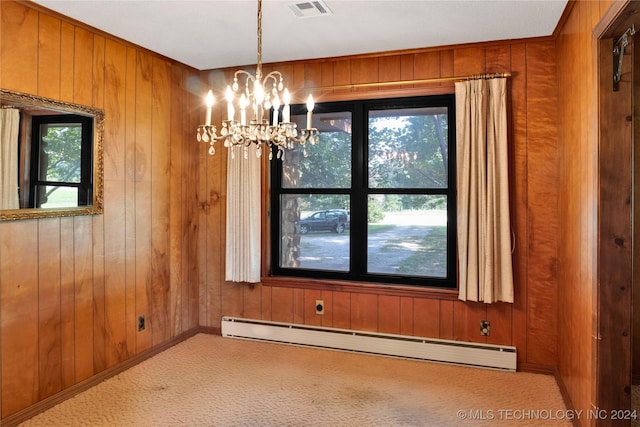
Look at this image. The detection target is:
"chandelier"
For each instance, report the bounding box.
[196,0,319,160]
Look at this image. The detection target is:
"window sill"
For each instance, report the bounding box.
[261,275,459,300]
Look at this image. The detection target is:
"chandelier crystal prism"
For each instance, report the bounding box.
[196,0,319,160]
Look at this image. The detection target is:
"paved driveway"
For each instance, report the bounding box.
[297,223,444,275]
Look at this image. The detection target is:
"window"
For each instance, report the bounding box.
[29,114,93,208]
[271,95,456,289]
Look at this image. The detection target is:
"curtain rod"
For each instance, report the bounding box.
[308,72,511,91]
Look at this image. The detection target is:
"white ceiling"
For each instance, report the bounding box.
[32,0,568,71]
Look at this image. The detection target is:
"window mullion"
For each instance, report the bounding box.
[350,102,367,277]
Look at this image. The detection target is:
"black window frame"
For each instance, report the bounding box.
[29,114,93,208]
[270,94,457,289]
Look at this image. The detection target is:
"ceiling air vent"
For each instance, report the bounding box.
[288,0,332,18]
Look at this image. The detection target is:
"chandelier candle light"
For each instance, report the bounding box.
[197,0,319,160]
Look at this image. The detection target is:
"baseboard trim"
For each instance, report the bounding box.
[200,326,222,336]
[518,362,556,375]
[554,367,579,427]
[1,327,201,427]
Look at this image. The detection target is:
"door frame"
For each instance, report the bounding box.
[594,0,636,422]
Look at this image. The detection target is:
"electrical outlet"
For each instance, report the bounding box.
[138,315,145,331]
[480,320,490,336]
[315,300,324,315]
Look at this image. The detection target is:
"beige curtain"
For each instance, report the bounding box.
[225,145,262,283]
[0,108,20,210]
[455,78,513,303]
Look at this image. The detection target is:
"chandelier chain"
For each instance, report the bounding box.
[256,0,262,79]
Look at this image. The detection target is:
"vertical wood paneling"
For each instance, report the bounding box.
[413,299,439,338]
[453,46,486,76]
[73,28,93,107]
[124,46,138,357]
[91,33,107,375]
[378,55,401,83]
[413,51,441,88]
[197,84,209,328]
[186,78,201,331]
[0,1,38,93]
[261,285,272,321]
[378,295,400,335]
[59,22,75,103]
[400,297,413,336]
[304,289,322,326]
[134,51,153,354]
[293,289,305,324]
[333,59,351,96]
[321,62,333,88]
[304,62,322,89]
[555,1,607,419]
[1,2,200,418]
[220,281,243,320]
[0,223,39,415]
[486,303,512,346]
[509,42,528,365]
[243,286,262,320]
[74,217,94,382]
[350,57,378,93]
[320,290,332,327]
[350,293,377,332]
[92,215,106,375]
[204,70,226,329]
[37,13,61,99]
[332,291,351,329]
[92,35,106,108]
[440,50,454,81]
[37,219,62,400]
[104,38,128,367]
[438,300,454,340]
[150,57,172,345]
[452,301,486,344]
[59,219,75,389]
[524,42,559,367]
[485,45,511,74]
[169,65,184,335]
[271,287,294,323]
[400,54,414,90]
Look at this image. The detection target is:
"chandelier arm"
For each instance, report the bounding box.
[262,71,283,82]
[234,70,256,95]
[262,71,283,92]
[234,70,255,81]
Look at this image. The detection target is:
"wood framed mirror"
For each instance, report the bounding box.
[0,88,104,221]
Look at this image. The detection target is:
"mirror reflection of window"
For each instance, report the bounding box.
[0,107,20,210]
[29,114,92,208]
[0,88,104,220]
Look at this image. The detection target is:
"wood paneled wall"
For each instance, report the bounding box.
[200,40,561,372]
[6,0,610,422]
[0,1,201,419]
[555,1,612,423]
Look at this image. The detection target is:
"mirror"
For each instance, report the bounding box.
[0,88,103,221]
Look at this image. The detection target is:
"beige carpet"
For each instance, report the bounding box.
[21,334,571,426]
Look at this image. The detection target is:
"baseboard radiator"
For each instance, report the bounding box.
[221,316,516,372]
